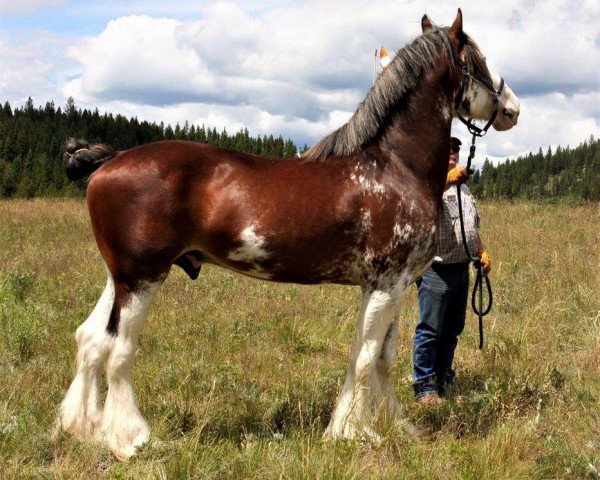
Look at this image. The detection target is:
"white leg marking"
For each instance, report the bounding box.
[100,282,161,461]
[376,318,402,415]
[325,279,408,440]
[59,274,114,439]
[325,295,369,438]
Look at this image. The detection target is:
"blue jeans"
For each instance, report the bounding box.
[413,262,469,398]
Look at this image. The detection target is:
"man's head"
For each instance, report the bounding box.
[449,137,461,170]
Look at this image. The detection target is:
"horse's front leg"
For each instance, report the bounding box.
[325,279,407,440]
[375,317,402,417]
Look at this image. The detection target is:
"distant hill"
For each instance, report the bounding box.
[0,97,300,198]
[468,136,600,202]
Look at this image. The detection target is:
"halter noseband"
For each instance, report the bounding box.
[454,61,505,138]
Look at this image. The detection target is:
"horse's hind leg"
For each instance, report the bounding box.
[99,278,163,461]
[59,270,115,440]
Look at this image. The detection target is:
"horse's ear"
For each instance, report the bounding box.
[448,8,466,51]
[421,14,433,32]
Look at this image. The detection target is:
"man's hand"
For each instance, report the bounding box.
[479,250,491,276]
[446,166,469,189]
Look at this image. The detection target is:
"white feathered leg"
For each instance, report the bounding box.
[100,282,160,461]
[324,296,368,438]
[375,318,402,417]
[325,281,407,440]
[59,275,114,439]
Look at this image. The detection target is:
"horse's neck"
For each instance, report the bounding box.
[378,63,455,199]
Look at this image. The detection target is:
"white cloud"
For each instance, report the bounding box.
[3,0,598,161]
[464,0,600,96]
[0,0,64,14]
[0,32,64,104]
[91,99,353,148]
[63,16,213,104]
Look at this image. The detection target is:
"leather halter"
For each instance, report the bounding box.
[454,61,505,137]
[452,57,500,349]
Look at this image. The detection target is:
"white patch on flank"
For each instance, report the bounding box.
[228,225,272,279]
[349,168,386,196]
[228,225,269,262]
[357,175,386,195]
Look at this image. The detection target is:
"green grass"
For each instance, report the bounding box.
[0,199,599,479]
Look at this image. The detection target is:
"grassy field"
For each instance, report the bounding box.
[0,198,599,479]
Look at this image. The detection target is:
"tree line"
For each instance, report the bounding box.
[1,97,599,201]
[0,97,302,198]
[468,136,600,202]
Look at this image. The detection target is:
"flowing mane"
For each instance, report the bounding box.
[303,28,458,161]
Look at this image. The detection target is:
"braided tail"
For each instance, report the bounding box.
[64,138,117,181]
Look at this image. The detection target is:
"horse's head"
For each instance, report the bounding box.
[423,9,520,132]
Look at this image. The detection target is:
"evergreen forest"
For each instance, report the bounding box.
[469,136,600,201]
[0,97,300,198]
[1,97,599,201]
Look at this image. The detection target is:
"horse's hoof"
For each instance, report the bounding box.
[107,433,149,462]
[111,445,137,462]
[102,421,150,461]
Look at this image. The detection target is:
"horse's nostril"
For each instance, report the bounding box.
[502,108,514,119]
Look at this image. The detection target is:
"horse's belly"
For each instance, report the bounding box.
[215,245,360,285]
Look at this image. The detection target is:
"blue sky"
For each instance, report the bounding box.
[1,0,599,164]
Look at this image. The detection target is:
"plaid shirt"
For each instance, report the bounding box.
[434,184,480,264]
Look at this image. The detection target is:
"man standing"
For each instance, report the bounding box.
[412,137,491,405]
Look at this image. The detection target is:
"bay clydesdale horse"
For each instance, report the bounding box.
[59,10,519,460]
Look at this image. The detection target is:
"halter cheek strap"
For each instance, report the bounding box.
[455,62,505,138]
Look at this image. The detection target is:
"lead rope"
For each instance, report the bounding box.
[456,133,493,349]
[452,63,504,348]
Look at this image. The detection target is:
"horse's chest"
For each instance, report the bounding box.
[357,213,437,283]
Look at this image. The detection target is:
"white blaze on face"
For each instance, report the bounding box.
[463,61,520,131]
[488,65,520,130]
[228,225,269,262]
[464,75,494,121]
